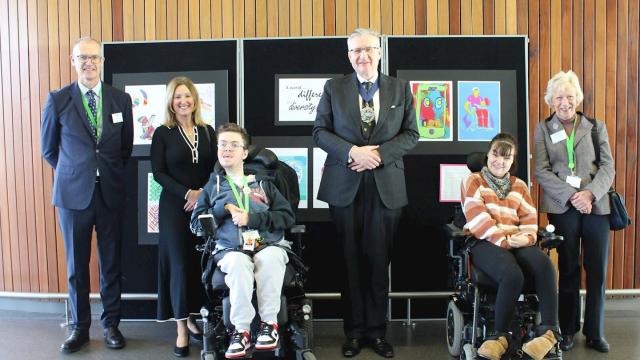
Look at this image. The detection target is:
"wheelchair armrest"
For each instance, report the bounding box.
[443,223,466,240]
[537,230,564,249]
[290,224,306,234]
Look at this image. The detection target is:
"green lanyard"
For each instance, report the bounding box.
[565,118,577,174]
[226,176,249,211]
[81,89,102,138]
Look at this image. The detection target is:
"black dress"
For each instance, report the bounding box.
[151,124,217,320]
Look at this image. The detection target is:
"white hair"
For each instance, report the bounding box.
[347,28,381,49]
[544,70,584,107]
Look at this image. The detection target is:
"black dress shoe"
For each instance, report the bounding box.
[559,334,574,351]
[370,337,394,358]
[60,328,90,353]
[586,338,610,353]
[174,345,190,357]
[342,338,361,357]
[103,326,126,349]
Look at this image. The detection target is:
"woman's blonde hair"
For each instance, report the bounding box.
[544,70,584,107]
[164,76,206,128]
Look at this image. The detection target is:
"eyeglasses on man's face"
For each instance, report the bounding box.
[348,46,380,55]
[75,54,103,63]
[217,141,246,150]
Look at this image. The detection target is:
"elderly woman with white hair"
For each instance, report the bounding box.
[533,70,615,353]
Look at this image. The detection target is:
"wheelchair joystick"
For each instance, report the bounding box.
[546,223,555,233]
[197,213,217,237]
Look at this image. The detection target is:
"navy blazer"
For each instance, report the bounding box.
[41,82,134,210]
[313,73,419,209]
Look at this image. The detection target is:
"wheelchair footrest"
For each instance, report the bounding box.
[221,344,285,359]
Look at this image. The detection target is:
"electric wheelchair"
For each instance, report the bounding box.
[444,152,564,360]
[194,146,316,360]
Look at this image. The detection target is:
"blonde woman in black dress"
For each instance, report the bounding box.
[151,77,217,357]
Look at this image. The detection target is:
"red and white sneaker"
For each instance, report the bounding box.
[225,329,250,359]
[255,321,279,350]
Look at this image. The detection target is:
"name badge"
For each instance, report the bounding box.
[550,130,567,144]
[112,112,123,123]
[566,175,581,188]
[241,229,261,251]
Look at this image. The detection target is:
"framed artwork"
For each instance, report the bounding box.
[312,148,329,209]
[267,147,309,209]
[410,81,453,141]
[137,161,160,245]
[274,74,341,125]
[457,81,501,141]
[113,70,229,156]
[439,164,471,203]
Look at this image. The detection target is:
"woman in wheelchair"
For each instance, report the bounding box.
[460,133,560,360]
[190,123,295,359]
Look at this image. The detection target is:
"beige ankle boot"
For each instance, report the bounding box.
[477,336,508,360]
[522,330,558,360]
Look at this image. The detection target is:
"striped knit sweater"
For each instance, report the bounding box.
[461,172,538,249]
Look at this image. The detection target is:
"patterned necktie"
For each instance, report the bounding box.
[86,90,98,137]
[363,81,372,92]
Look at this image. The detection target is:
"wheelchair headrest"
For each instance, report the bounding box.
[214,146,278,174]
[467,152,486,172]
[247,146,278,169]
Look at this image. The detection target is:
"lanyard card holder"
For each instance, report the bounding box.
[242,229,261,252]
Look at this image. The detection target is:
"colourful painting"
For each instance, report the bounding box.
[147,173,162,233]
[126,84,166,145]
[410,81,453,141]
[267,148,308,209]
[312,148,328,209]
[457,81,501,141]
[194,83,216,127]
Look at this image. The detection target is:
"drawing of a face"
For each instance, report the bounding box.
[426,89,446,120]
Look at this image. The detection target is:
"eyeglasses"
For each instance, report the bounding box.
[217,141,246,150]
[348,47,380,55]
[75,54,103,63]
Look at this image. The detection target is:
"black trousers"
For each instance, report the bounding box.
[57,184,122,330]
[470,241,558,334]
[548,207,610,339]
[329,171,401,340]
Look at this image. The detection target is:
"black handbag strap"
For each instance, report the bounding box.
[584,114,600,167]
[583,115,615,192]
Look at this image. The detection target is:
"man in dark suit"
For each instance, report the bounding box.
[313,28,418,358]
[41,37,133,353]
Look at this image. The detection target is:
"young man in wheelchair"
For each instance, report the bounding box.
[190,123,295,359]
[460,133,561,360]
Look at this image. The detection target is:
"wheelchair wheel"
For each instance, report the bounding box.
[447,300,464,357]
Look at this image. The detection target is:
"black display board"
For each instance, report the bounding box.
[387,36,529,318]
[102,40,238,319]
[103,40,237,124]
[243,38,353,222]
[101,37,528,321]
[242,37,353,136]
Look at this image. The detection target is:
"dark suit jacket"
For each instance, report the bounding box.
[41,82,134,210]
[313,73,419,209]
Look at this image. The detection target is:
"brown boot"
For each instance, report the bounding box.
[522,330,558,360]
[477,336,508,360]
